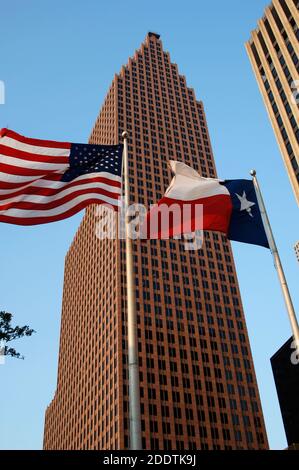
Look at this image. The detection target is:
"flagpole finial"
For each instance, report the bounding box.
[250,169,256,177]
[122,131,128,140]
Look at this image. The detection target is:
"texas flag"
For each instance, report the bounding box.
[145,161,269,248]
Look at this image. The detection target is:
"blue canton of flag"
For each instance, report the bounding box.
[61,143,123,182]
[221,179,269,248]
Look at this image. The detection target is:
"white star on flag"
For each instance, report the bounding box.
[235,191,255,217]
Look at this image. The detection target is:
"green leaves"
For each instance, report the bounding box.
[0,311,35,359]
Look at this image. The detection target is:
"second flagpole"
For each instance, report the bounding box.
[122,131,142,450]
[250,170,299,350]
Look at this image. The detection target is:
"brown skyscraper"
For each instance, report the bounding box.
[43,33,268,450]
[246,0,299,205]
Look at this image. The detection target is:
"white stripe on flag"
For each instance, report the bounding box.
[0,171,121,195]
[0,154,69,171]
[0,192,121,218]
[0,181,121,207]
[0,172,44,184]
[0,136,71,156]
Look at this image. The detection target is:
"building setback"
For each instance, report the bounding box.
[246,0,299,205]
[43,33,268,450]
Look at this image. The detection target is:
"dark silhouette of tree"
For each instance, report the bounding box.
[0,311,35,359]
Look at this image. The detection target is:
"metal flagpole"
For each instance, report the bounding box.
[122,131,142,450]
[250,170,299,350]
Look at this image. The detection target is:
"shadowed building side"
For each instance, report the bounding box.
[271,337,299,448]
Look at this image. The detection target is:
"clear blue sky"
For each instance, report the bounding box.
[0,0,298,450]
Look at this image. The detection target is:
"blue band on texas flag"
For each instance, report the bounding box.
[146,161,269,248]
[221,179,269,248]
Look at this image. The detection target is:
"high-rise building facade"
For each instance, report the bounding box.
[246,0,299,205]
[295,241,299,262]
[43,33,268,450]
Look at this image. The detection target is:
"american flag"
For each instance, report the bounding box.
[0,128,123,225]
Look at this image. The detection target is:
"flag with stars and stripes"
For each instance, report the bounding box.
[0,128,123,225]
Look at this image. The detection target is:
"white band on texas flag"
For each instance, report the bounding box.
[145,160,269,248]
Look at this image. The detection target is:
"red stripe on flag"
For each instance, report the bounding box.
[0,199,119,225]
[0,128,71,149]
[0,172,66,189]
[0,175,121,201]
[0,172,65,190]
[0,186,120,211]
[0,144,69,164]
[0,162,58,177]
